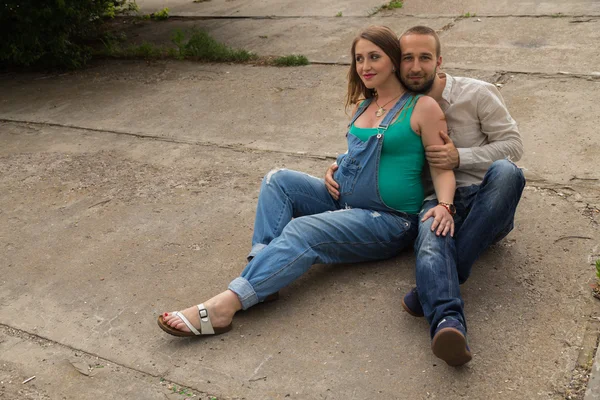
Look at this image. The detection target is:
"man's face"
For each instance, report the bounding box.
[399,34,442,93]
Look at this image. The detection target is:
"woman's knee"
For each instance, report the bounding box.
[280,216,312,242]
[263,168,290,187]
[281,213,339,249]
[262,168,311,192]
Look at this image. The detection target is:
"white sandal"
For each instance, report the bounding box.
[157,303,232,337]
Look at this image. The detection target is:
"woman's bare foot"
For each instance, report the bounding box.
[162,290,242,333]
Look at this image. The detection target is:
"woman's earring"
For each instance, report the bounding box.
[392,67,396,72]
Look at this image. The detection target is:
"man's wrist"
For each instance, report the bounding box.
[456,148,472,170]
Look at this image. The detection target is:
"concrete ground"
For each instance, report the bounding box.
[136,0,600,16]
[1,0,600,399]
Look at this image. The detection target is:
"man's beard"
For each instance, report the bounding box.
[401,69,436,93]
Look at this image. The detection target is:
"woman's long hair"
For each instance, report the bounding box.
[345,26,403,111]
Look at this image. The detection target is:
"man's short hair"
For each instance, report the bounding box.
[400,26,441,58]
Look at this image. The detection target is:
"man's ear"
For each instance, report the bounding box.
[437,55,443,69]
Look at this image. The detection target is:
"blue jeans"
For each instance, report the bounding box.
[229,169,418,309]
[415,160,526,338]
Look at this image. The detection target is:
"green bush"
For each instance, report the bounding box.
[174,29,256,62]
[151,7,170,20]
[272,55,310,66]
[0,0,136,69]
[380,0,403,10]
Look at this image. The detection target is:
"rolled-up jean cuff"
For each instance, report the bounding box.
[247,243,267,261]
[228,277,258,310]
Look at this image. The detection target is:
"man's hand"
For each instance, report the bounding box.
[421,204,455,237]
[325,162,339,200]
[425,131,460,170]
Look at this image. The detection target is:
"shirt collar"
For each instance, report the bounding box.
[439,72,454,104]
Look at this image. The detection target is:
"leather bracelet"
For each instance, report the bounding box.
[438,202,456,216]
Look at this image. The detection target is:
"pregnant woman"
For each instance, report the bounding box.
[158,25,455,337]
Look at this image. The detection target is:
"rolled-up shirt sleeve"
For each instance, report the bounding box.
[457,84,523,171]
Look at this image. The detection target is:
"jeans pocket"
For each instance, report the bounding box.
[390,215,410,235]
[392,214,419,242]
[335,156,361,196]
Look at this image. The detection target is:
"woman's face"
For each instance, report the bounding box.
[354,39,395,90]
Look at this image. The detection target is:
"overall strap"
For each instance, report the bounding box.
[347,98,373,128]
[377,93,414,133]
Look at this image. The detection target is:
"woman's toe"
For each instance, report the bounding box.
[167,317,182,329]
[162,313,180,328]
[165,307,200,332]
[174,321,190,332]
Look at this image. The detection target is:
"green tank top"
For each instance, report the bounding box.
[349,95,425,214]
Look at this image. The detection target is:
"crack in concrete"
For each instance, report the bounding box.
[124,13,600,20]
[526,180,600,196]
[0,323,212,398]
[451,67,600,80]
[2,119,600,195]
[438,17,461,32]
[307,62,600,80]
[423,13,600,19]
[0,119,338,161]
[3,120,600,197]
[525,181,600,229]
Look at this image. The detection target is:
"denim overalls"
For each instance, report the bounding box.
[228,95,420,310]
[336,93,415,212]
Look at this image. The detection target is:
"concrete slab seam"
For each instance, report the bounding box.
[143,13,600,20]
[2,120,598,196]
[437,18,460,32]
[0,119,338,161]
[303,63,600,80]
[585,334,600,399]
[406,13,600,18]
[446,68,600,80]
[0,323,212,399]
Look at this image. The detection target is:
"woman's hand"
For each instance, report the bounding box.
[325,162,340,200]
[421,205,455,237]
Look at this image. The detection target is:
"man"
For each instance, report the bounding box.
[325,26,525,366]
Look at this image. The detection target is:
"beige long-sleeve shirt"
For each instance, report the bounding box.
[424,73,524,199]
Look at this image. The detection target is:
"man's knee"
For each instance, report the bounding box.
[415,225,455,276]
[488,159,525,190]
[415,218,451,255]
[487,160,525,196]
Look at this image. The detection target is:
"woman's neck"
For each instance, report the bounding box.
[374,78,404,100]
